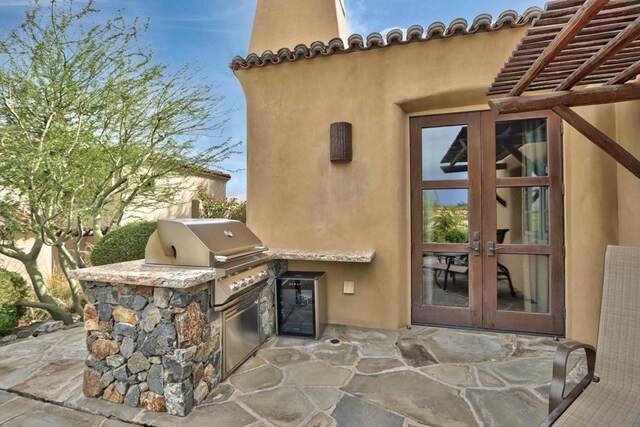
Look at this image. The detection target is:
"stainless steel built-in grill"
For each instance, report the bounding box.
[145,219,271,378]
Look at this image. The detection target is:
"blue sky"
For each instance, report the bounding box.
[0,0,546,199]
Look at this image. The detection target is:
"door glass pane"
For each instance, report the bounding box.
[496,187,549,244]
[422,251,469,307]
[423,189,469,243]
[496,119,548,177]
[496,254,549,313]
[422,125,469,180]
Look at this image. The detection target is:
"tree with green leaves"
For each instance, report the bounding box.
[0,0,238,323]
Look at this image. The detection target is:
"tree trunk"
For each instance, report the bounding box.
[93,213,104,245]
[57,248,85,320]
[17,299,75,323]
[23,257,74,325]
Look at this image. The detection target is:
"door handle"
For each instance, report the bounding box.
[468,241,481,256]
[487,241,503,257]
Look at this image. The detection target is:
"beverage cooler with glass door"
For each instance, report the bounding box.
[276,271,327,339]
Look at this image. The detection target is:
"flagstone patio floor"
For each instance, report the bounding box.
[0,324,587,426]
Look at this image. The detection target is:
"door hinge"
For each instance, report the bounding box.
[563,307,566,319]
[562,246,566,258]
[561,184,565,195]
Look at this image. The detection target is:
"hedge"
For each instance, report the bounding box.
[0,268,28,336]
[90,221,157,266]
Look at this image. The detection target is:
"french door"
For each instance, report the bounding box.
[410,110,564,335]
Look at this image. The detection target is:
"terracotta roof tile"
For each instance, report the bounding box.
[230,7,543,71]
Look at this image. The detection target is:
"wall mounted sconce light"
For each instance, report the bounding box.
[330,122,352,162]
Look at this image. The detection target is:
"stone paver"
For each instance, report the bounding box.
[331,394,404,427]
[304,412,334,427]
[305,387,341,410]
[229,364,283,392]
[420,330,514,363]
[466,387,547,427]
[421,364,478,387]
[313,342,358,366]
[0,323,567,426]
[260,348,311,367]
[356,357,404,374]
[284,361,351,387]
[487,356,556,385]
[238,387,314,427]
[343,371,478,426]
[0,391,130,426]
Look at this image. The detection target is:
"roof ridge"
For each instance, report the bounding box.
[230,7,543,71]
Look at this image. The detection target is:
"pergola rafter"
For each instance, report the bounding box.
[488,0,640,180]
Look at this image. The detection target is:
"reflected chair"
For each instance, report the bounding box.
[497,229,517,298]
[541,246,640,426]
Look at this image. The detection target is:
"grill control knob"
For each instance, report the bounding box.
[230,282,240,291]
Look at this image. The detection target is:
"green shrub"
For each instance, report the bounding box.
[0,269,28,336]
[90,221,157,266]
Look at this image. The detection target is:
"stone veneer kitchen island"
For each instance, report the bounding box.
[69,259,285,417]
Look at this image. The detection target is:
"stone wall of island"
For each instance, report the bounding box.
[75,260,286,417]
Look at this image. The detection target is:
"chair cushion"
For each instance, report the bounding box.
[553,383,640,426]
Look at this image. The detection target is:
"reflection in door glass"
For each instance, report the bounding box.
[496,187,549,244]
[496,119,548,178]
[422,252,469,307]
[496,254,549,313]
[423,190,469,243]
[422,126,469,180]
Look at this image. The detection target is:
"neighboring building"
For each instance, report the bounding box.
[120,167,231,223]
[232,0,640,345]
[0,168,230,281]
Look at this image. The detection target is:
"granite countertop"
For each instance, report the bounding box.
[267,248,376,263]
[69,248,375,288]
[68,260,217,289]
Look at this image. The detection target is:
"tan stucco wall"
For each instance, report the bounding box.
[615,101,640,247]
[563,101,640,346]
[0,235,54,282]
[249,0,348,55]
[237,29,530,330]
[241,9,639,337]
[563,105,619,345]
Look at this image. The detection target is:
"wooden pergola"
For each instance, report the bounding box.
[488,0,640,179]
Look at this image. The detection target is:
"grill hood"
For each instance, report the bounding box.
[145,219,268,268]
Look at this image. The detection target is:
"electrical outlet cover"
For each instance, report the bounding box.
[343,281,355,294]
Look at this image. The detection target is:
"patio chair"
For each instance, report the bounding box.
[541,245,640,427]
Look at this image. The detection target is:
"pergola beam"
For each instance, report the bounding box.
[552,105,640,179]
[490,82,640,114]
[556,15,640,90]
[509,0,610,97]
[606,59,640,85]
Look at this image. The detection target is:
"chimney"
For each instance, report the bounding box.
[249,0,349,55]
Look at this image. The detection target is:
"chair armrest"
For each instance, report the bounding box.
[549,341,596,414]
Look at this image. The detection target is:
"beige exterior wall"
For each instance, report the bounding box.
[121,173,229,224]
[239,17,640,340]
[563,104,620,346]
[237,29,531,330]
[0,235,54,282]
[249,0,348,54]
[562,100,640,345]
[615,101,640,247]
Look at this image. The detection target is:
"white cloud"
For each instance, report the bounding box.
[344,0,368,35]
